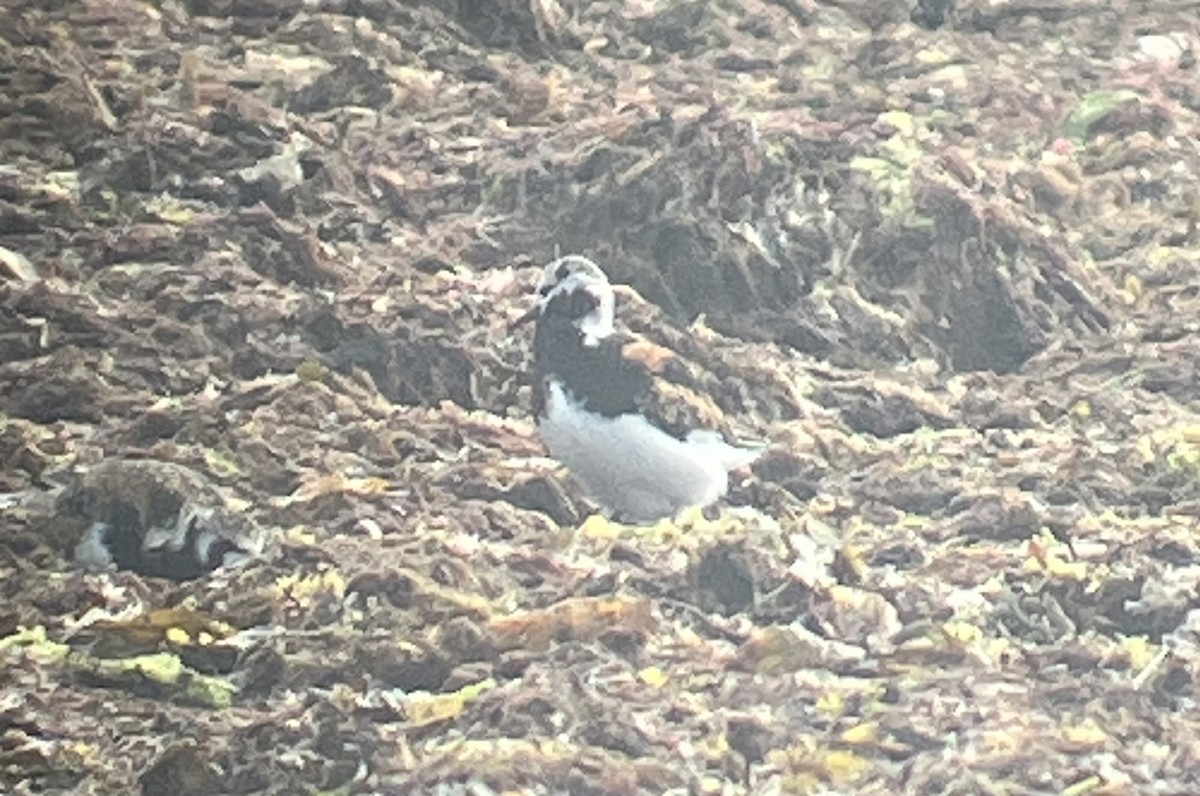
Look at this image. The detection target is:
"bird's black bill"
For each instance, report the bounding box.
[509,304,539,331]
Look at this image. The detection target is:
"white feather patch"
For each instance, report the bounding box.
[538,379,758,523]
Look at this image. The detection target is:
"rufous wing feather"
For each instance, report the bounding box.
[618,335,743,445]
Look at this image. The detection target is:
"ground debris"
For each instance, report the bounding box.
[3,0,1200,792]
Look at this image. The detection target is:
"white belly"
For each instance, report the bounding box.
[538,379,745,523]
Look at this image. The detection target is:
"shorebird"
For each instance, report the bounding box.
[517,255,762,523]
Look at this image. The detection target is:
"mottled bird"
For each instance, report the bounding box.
[64,458,263,580]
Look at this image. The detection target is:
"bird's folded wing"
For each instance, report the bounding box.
[617,336,748,445]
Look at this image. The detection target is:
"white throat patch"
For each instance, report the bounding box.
[576,295,614,346]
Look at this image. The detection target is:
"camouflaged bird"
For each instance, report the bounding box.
[64,458,263,579]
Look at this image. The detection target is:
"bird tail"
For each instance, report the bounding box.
[684,430,765,471]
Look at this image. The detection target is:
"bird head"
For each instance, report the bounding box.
[513,255,615,345]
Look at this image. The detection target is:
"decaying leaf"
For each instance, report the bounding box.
[488,596,655,652]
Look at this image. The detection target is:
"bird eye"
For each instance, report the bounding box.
[555,264,570,281]
[568,289,599,317]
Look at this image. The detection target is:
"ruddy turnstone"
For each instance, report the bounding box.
[517,255,763,523]
[64,459,264,580]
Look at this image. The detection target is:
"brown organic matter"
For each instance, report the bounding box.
[3,0,1200,793]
